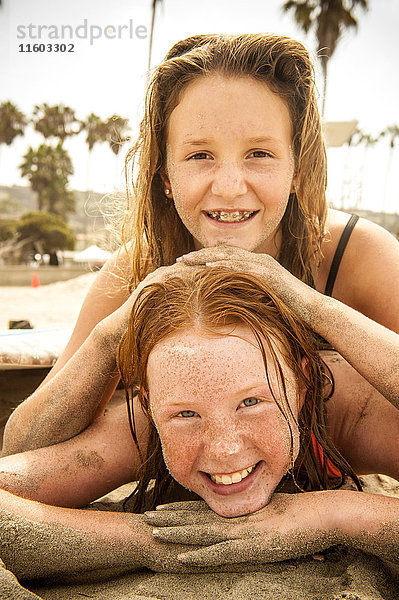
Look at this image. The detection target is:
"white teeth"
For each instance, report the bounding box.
[207,210,254,222]
[209,464,256,485]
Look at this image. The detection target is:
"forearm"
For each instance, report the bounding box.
[270,270,399,406]
[268,490,399,564]
[0,489,152,580]
[310,293,399,407]
[2,325,120,456]
[327,489,399,564]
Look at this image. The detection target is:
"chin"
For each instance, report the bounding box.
[205,489,274,518]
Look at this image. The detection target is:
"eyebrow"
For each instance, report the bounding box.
[162,383,275,409]
[180,135,283,147]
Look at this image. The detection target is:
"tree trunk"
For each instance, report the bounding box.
[147,0,157,76]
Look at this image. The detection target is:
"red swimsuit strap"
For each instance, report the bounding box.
[310,432,342,479]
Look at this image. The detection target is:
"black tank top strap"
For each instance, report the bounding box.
[324,214,359,297]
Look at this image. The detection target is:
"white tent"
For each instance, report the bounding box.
[73,245,111,264]
[323,121,358,147]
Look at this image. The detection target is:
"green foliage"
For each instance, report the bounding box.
[32,103,81,142]
[282,0,368,116]
[19,143,75,217]
[17,211,75,252]
[83,113,110,151]
[0,101,27,145]
[282,0,368,62]
[0,218,17,242]
[82,112,131,158]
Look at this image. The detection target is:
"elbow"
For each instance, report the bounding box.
[1,411,30,458]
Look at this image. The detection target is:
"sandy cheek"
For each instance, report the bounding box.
[156,427,197,490]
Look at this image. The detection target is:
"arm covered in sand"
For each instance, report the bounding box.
[179,247,399,408]
[0,489,194,580]
[2,323,122,456]
[0,409,201,580]
[145,491,399,566]
[2,253,134,456]
[2,261,191,457]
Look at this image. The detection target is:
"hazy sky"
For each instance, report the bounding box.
[1,0,398,212]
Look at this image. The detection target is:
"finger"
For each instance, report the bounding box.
[205,260,237,269]
[177,540,246,565]
[178,538,282,566]
[152,525,233,546]
[177,247,237,264]
[145,509,220,527]
[155,501,207,512]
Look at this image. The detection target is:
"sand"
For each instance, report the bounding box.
[0,478,395,599]
[0,277,399,598]
[0,273,98,331]
[19,477,399,600]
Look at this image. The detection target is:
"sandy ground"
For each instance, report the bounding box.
[0,273,98,331]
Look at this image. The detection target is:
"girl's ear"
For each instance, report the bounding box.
[160,171,172,196]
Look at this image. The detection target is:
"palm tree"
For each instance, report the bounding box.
[0,101,27,175]
[82,113,109,190]
[0,101,27,146]
[282,0,368,117]
[148,0,164,74]
[19,143,75,217]
[32,103,81,144]
[83,113,109,153]
[105,114,130,157]
[105,114,131,189]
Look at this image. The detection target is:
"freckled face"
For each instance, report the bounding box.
[147,326,301,517]
[162,74,296,256]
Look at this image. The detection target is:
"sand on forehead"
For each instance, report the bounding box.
[8,476,396,600]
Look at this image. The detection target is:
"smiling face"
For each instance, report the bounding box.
[147,324,302,517]
[162,74,296,256]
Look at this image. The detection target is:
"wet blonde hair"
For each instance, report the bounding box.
[117,267,360,512]
[123,33,327,289]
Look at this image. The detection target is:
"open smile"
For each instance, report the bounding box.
[203,209,258,223]
[200,461,262,495]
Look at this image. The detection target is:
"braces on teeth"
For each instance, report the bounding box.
[207,211,254,222]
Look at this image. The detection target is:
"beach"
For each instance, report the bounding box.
[0,272,98,331]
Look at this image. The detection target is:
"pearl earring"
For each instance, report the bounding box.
[165,188,170,195]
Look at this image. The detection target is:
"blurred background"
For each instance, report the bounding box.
[0,0,398,278]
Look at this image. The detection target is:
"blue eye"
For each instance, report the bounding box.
[241,397,260,408]
[178,410,197,418]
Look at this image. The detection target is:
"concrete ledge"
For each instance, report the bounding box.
[0,266,89,286]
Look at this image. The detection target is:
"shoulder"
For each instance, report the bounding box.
[323,209,398,264]
[321,209,399,330]
[324,352,399,480]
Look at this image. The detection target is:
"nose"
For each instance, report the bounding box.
[210,160,247,200]
[202,419,244,461]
